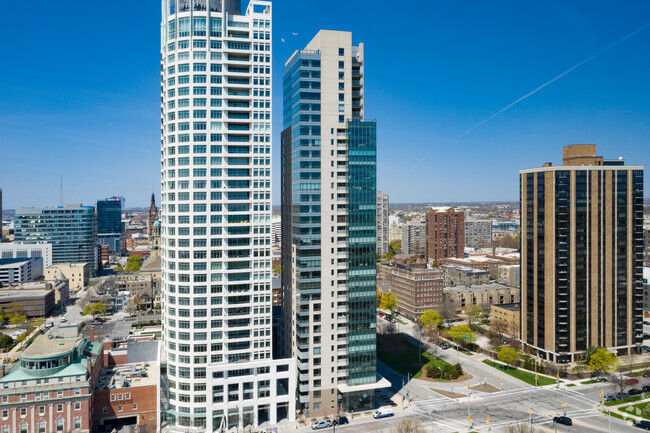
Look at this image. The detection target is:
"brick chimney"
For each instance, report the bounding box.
[90,325,95,342]
[87,357,92,376]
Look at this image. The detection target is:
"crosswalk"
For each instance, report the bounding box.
[407,386,620,432]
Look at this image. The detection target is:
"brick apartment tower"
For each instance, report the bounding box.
[425,207,465,262]
[521,145,644,364]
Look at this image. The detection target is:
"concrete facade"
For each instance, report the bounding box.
[443,283,520,314]
[465,218,492,247]
[0,258,43,284]
[440,264,490,287]
[45,263,90,292]
[376,192,389,256]
[401,220,426,256]
[0,243,53,269]
[498,265,520,287]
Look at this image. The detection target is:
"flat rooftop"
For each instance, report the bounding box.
[444,283,517,293]
[95,362,157,391]
[22,335,83,359]
[492,303,520,312]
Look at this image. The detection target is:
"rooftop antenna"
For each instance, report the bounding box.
[59,174,64,206]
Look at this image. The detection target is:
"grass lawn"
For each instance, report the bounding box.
[620,401,650,419]
[582,378,607,385]
[378,336,455,380]
[482,360,557,386]
[605,395,645,406]
[566,383,577,387]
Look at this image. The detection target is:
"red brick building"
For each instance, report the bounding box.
[92,363,158,432]
[0,334,103,433]
[425,207,465,262]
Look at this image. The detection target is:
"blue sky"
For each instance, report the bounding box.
[1,1,649,208]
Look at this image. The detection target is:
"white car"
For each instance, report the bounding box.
[311,420,332,430]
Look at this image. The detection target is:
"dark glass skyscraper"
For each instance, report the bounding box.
[97,197,123,254]
[521,145,644,363]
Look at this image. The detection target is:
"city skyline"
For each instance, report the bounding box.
[1,1,650,208]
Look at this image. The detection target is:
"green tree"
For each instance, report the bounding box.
[380,292,398,315]
[376,287,383,307]
[0,334,14,351]
[33,318,45,328]
[589,348,618,374]
[449,324,476,346]
[272,264,281,275]
[9,315,26,326]
[82,303,107,319]
[465,304,484,327]
[125,256,143,272]
[419,310,442,330]
[6,302,25,321]
[114,265,124,273]
[498,347,518,367]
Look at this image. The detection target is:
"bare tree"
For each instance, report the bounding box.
[392,418,427,433]
[381,321,397,335]
[438,299,457,327]
[504,424,540,433]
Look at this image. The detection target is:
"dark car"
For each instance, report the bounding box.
[643,386,650,393]
[616,392,630,400]
[553,416,572,426]
[630,388,643,396]
[635,420,650,430]
[333,417,349,426]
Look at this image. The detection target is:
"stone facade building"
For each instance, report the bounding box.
[379,262,443,320]
[443,283,520,314]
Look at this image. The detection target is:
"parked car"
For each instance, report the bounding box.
[60,317,68,323]
[311,420,332,430]
[644,372,650,378]
[634,420,650,430]
[373,407,394,419]
[603,394,616,402]
[643,386,650,393]
[629,388,643,396]
[553,416,573,426]
[333,416,349,426]
[616,392,630,400]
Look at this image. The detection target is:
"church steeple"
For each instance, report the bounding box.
[147,193,158,241]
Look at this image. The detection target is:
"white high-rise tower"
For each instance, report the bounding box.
[160,1,295,431]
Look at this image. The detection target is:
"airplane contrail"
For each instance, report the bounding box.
[461,22,650,137]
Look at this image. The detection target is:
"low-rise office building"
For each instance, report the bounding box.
[0,285,56,317]
[45,263,90,291]
[440,264,490,287]
[0,258,43,283]
[380,262,443,320]
[443,283,520,314]
[491,303,521,337]
[0,333,102,433]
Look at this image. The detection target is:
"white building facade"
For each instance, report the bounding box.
[0,243,53,269]
[160,1,295,431]
[376,192,389,256]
